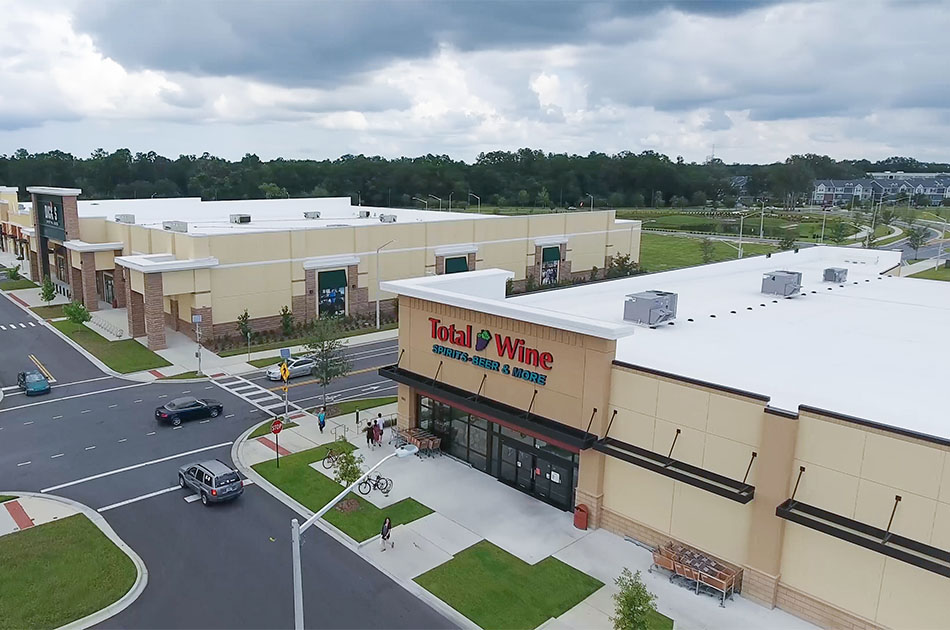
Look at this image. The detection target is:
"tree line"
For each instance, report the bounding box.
[1,147,947,209]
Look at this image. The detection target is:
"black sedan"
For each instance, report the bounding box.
[155,397,223,426]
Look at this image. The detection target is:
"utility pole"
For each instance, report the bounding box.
[193,314,203,376]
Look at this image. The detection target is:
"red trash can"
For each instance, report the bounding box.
[574,504,589,530]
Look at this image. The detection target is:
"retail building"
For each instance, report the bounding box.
[379,246,950,629]
[0,186,639,349]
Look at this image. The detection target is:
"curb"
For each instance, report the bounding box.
[230,427,478,630]
[0,491,148,630]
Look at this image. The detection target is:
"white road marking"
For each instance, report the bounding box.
[133,399,143,403]
[41,441,234,492]
[51,453,64,459]
[199,419,209,424]
[181,390,191,394]
[81,410,91,414]
[28,322,35,327]
[225,414,235,418]
[173,426,182,430]
[47,376,111,388]
[52,415,63,419]
[97,486,180,513]
[0,385,16,391]
[108,404,118,408]
[158,394,167,398]
[17,461,30,466]
[85,446,96,450]
[242,479,255,487]
[146,431,156,436]
[8,323,14,327]
[204,386,213,390]
[0,382,149,414]
[117,438,127,443]
[23,421,33,425]
[18,323,26,328]
[184,493,201,503]
[0,326,6,331]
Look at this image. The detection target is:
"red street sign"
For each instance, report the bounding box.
[271,419,283,434]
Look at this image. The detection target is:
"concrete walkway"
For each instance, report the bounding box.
[236,408,817,630]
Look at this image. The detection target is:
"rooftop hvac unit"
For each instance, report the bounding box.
[229,214,251,224]
[623,290,678,327]
[303,211,321,219]
[357,210,370,219]
[162,220,188,233]
[823,267,848,283]
[114,214,135,224]
[761,270,802,296]
[380,214,397,223]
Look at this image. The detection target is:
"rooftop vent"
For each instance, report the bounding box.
[229,214,251,224]
[115,214,135,224]
[380,214,397,223]
[357,210,370,219]
[303,211,321,219]
[162,220,188,233]
[762,270,801,297]
[623,290,678,327]
[823,267,848,283]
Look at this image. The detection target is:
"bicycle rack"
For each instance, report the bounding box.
[331,424,350,442]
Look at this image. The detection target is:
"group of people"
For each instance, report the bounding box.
[364,412,386,448]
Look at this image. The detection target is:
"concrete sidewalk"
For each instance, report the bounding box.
[0,495,78,537]
[237,413,817,630]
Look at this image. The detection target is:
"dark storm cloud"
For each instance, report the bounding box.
[75,0,776,87]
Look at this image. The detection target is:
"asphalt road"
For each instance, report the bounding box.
[0,317,449,629]
[0,292,104,386]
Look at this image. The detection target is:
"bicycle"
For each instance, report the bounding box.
[358,474,393,496]
[322,449,342,469]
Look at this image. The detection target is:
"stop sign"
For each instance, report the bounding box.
[271,419,283,434]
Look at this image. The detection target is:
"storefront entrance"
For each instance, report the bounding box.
[419,395,577,511]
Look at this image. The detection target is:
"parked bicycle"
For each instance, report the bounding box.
[321,449,343,469]
[358,474,393,496]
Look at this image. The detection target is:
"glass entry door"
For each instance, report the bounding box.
[500,436,574,510]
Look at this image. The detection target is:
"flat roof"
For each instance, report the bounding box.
[73,196,493,235]
[385,247,950,442]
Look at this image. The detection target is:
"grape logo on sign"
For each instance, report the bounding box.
[474,329,491,351]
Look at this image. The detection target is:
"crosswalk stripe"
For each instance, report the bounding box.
[28,322,35,327]
[19,323,26,328]
[0,326,5,330]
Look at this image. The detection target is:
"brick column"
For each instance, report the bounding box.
[79,251,98,311]
[346,264,369,316]
[124,268,146,338]
[28,246,39,280]
[112,261,126,308]
[297,269,317,323]
[435,255,446,275]
[63,196,80,240]
[143,273,166,350]
[70,262,83,303]
[466,252,476,271]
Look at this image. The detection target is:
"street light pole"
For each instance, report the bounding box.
[246,331,251,362]
[376,239,395,330]
[411,196,428,209]
[587,193,594,211]
[759,199,765,239]
[448,192,453,212]
[469,192,480,213]
[428,194,442,211]
[292,444,418,630]
[737,210,758,259]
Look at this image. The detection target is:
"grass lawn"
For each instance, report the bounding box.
[30,304,65,319]
[0,514,136,630]
[639,233,777,273]
[415,540,604,630]
[51,320,171,374]
[0,496,15,503]
[252,441,432,542]
[217,321,398,357]
[248,419,298,439]
[248,356,281,368]
[0,278,37,290]
[909,266,950,282]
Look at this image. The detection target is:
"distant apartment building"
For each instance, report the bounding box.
[812,173,950,206]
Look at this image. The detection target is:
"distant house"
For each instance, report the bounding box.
[811,179,874,205]
[812,175,950,207]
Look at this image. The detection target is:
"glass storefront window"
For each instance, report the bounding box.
[318,269,347,317]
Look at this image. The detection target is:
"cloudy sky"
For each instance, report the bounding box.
[1,0,947,164]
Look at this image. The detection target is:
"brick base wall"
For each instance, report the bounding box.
[212,314,284,339]
[742,566,780,608]
[775,585,884,630]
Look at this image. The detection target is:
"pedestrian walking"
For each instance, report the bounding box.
[380,516,393,551]
[376,413,385,446]
[365,421,374,449]
[372,420,382,448]
[317,407,326,434]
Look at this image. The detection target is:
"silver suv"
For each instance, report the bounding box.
[178,459,244,505]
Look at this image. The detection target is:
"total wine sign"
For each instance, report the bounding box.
[428,317,553,386]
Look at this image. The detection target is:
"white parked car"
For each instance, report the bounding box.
[265,356,316,381]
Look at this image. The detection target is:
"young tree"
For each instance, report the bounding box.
[606,254,640,278]
[536,186,551,208]
[332,449,364,486]
[778,229,797,251]
[610,568,657,630]
[279,305,294,337]
[63,301,91,324]
[307,317,352,408]
[630,193,645,208]
[699,238,715,263]
[829,221,847,245]
[879,208,897,226]
[7,263,21,280]
[237,308,252,341]
[906,225,928,259]
[40,275,56,306]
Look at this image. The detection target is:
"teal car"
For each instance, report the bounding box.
[17,370,50,396]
